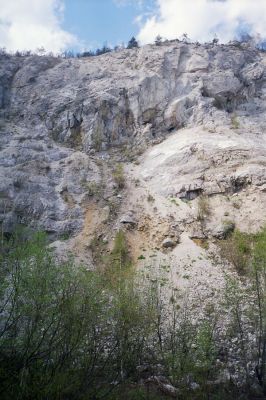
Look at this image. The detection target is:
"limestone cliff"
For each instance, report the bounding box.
[0,41,266,284]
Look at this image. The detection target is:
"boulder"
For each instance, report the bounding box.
[120,213,136,226]
[212,221,235,239]
[162,237,178,248]
[189,228,206,240]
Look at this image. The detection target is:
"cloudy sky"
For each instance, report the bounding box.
[0,0,265,53]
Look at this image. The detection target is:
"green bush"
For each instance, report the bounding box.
[0,229,152,399]
[197,195,211,221]
[91,127,103,151]
[1,227,266,399]
[82,180,104,197]
[112,163,125,189]
[220,229,253,273]
[231,113,240,129]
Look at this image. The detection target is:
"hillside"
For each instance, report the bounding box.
[1,40,266,396]
[1,40,266,258]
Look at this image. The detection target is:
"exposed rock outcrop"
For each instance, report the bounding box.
[0,40,265,244]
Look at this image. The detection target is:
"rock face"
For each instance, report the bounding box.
[0,40,266,240]
[2,42,266,388]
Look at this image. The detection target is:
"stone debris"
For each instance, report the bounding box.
[162,237,178,248]
[120,213,136,226]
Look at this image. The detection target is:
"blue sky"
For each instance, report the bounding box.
[0,1,265,54]
[62,0,156,50]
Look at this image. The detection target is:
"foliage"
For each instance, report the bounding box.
[221,219,236,238]
[0,232,111,399]
[95,44,111,56]
[1,34,266,61]
[121,145,138,162]
[113,230,128,262]
[197,195,211,221]
[147,193,155,202]
[231,113,240,129]
[155,35,163,46]
[222,228,266,395]
[102,230,132,283]
[1,226,266,399]
[91,126,103,151]
[170,197,179,206]
[220,229,253,274]
[232,199,242,209]
[0,229,151,399]
[112,163,126,189]
[107,197,120,217]
[127,37,139,49]
[252,227,266,393]
[82,180,105,197]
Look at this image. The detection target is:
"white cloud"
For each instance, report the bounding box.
[137,0,266,44]
[0,0,79,53]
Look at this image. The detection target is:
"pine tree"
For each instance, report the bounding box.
[127,36,139,49]
[155,35,162,46]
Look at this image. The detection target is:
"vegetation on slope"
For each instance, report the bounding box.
[0,227,266,399]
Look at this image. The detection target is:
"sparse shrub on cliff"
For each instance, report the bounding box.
[232,200,242,209]
[197,195,211,221]
[104,230,132,285]
[81,180,105,197]
[112,163,125,189]
[121,145,136,162]
[107,197,120,217]
[147,193,155,202]
[231,113,240,129]
[220,229,251,273]
[112,230,128,263]
[170,197,179,206]
[91,127,103,151]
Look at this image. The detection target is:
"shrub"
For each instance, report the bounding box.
[113,163,125,189]
[107,197,120,216]
[231,113,240,129]
[170,198,179,206]
[219,229,251,273]
[197,195,211,221]
[91,127,103,151]
[2,227,266,398]
[112,229,129,264]
[232,200,241,209]
[0,229,153,399]
[147,193,155,202]
[82,180,104,197]
[0,231,113,399]
[222,219,236,237]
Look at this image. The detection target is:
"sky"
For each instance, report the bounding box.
[0,0,266,53]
